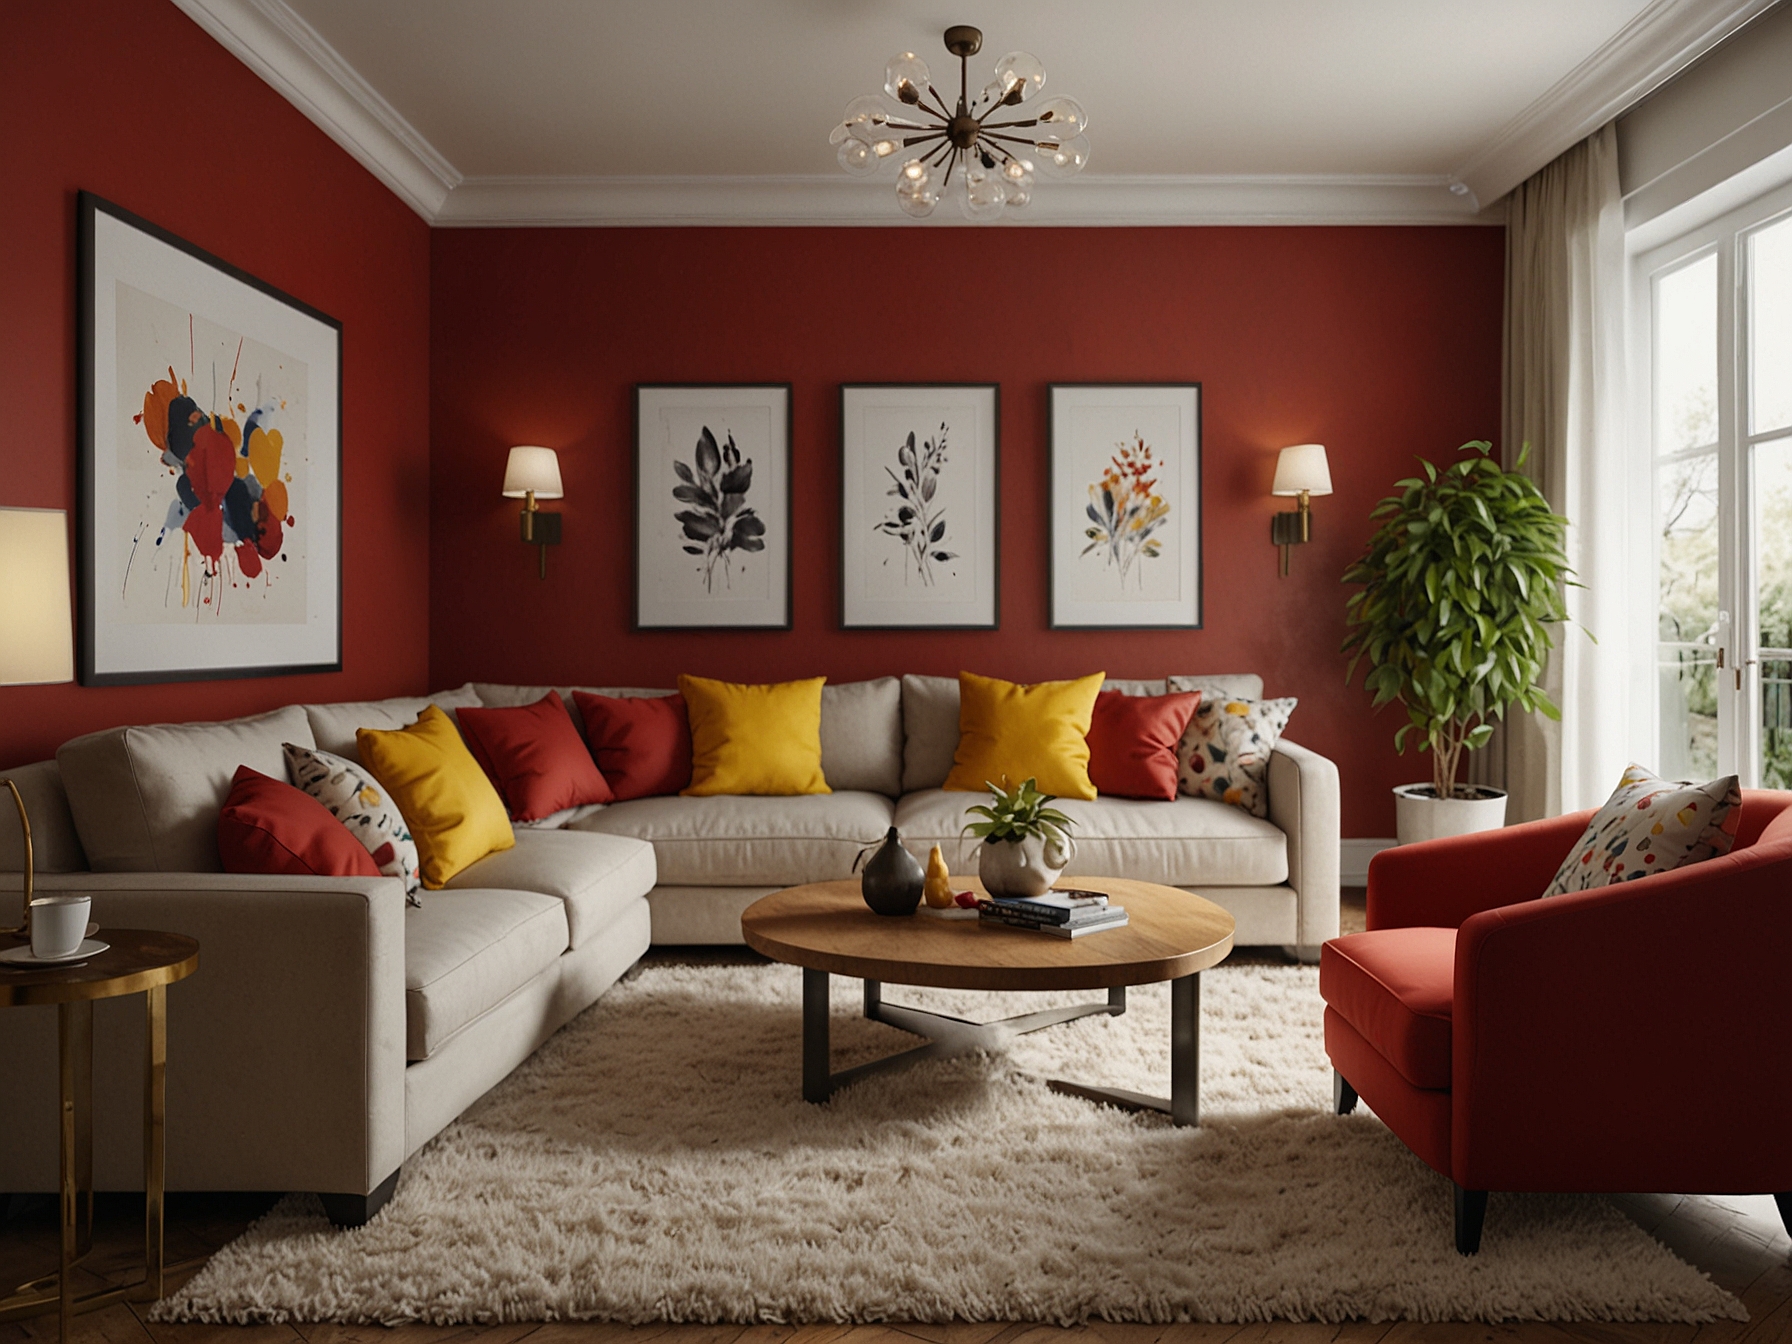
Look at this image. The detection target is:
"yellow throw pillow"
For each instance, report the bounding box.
[944,670,1105,801]
[679,674,830,797]
[357,705,514,889]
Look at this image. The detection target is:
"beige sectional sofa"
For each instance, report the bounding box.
[0,671,1337,1223]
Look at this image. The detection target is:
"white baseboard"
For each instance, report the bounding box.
[1341,839,1397,888]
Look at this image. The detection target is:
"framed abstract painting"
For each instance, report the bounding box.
[1048,383,1202,630]
[77,192,343,685]
[839,383,999,629]
[634,384,792,630]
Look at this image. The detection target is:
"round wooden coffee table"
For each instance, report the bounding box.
[740,876,1234,1126]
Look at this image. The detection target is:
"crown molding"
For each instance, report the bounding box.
[432,173,1496,227]
[1454,0,1779,206]
[168,0,459,220]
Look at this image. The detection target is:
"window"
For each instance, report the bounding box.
[1635,183,1792,787]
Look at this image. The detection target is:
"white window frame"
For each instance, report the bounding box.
[1630,177,1792,785]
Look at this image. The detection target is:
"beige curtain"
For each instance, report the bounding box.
[1493,123,1644,821]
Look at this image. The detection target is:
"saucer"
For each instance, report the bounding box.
[0,939,111,967]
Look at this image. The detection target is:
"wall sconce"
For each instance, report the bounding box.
[502,446,563,579]
[1270,443,1332,576]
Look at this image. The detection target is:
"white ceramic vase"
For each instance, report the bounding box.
[1393,784,1508,845]
[977,832,1076,899]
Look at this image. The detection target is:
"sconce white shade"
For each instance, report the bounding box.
[501,446,564,499]
[1271,443,1333,497]
[0,507,75,686]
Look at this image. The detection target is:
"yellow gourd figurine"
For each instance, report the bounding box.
[923,844,954,908]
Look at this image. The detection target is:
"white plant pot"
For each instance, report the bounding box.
[1393,784,1508,846]
[977,833,1076,899]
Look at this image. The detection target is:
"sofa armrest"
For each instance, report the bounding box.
[1451,839,1792,1193]
[0,871,407,1197]
[1365,810,1591,930]
[1267,738,1340,955]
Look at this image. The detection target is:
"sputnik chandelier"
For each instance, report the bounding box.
[830,25,1090,220]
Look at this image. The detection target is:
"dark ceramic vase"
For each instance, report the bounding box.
[856,827,924,916]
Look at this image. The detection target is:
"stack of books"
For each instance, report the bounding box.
[977,888,1130,938]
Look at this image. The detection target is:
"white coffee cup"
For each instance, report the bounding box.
[30,895,91,960]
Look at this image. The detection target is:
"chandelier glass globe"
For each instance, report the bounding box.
[830,25,1089,221]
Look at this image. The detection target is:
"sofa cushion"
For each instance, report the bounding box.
[818,677,902,797]
[900,674,963,794]
[944,670,1104,800]
[0,760,87,874]
[893,788,1289,888]
[458,694,615,820]
[568,791,894,886]
[302,685,482,763]
[1086,689,1201,801]
[1176,694,1297,818]
[57,705,316,873]
[447,828,657,949]
[573,691,692,800]
[403,887,568,1061]
[680,674,830,797]
[357,706,515,889]
[217,766,380,879]
[284,742,424,901]
[1319,928,1456,1090]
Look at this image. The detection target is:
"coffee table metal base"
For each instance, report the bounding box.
[801,969,1202,1126]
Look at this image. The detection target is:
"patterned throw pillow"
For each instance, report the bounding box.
[1176,695,1297,817]
[283,742,423,904]
[1543,763,1741,896]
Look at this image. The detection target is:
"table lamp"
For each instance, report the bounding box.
[1270,444,1333,576]
[0,507,75,938]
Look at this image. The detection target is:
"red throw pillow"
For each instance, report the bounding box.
[1085,689,1202,801]
[456,694,614,821]
[218,765,381,878]
[572,690,693,801]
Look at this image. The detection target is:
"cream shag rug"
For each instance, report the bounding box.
[156,962,1745,1326]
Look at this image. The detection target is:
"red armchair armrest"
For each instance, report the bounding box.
[1450,834,1792,1194]
[1366,810,1592,930]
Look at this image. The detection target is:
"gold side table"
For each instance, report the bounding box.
[0,929,199,1342]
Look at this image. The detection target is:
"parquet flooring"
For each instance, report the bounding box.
[5,893,1786,1344]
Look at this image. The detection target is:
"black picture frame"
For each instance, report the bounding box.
[839,383,1001,630]
[78,191,343,685]
[633,383,793,631]
[1047,382,1203,630]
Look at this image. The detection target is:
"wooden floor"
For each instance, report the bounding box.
[5,893,1788,1344]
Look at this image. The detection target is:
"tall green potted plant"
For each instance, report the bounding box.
[1342,440,1573,844]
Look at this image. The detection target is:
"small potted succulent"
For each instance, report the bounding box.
[961,777,1078,898]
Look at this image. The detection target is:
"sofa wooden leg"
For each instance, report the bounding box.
[319,1167,400,1228]
[1332,1070,1358,1115]
[1454,1185,1488,1255]
[1775,1192,1792,1238]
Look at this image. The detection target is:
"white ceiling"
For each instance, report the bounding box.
[172,0,1778,226]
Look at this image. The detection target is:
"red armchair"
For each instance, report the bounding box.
[1320,789,1792,1254]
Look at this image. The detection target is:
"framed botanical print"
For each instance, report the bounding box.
[839,383,999,629]
[635,384,792,629]
[78,192,343,685]
[1048,383,1202,629]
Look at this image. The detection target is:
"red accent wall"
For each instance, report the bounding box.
[429,225,1505,837]
[0,0,432,769]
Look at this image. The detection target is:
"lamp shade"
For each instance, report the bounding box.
[0,507,74,686]
[1271,443,1333,497]
[501,446,564,500]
